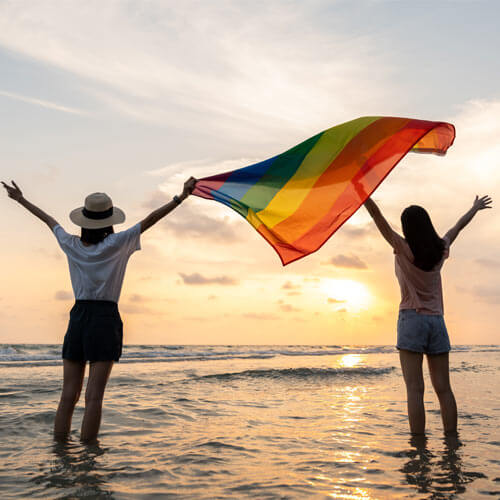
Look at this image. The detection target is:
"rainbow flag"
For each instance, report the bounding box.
[193,116,455,265]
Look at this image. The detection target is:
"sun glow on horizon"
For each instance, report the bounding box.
[321,279,371,312]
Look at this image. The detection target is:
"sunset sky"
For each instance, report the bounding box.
[1,1,499,345]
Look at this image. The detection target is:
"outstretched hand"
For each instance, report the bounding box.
[473,195,493,211]
[182,177,197,198]
[353,178,368,200]
[1,180,23,202]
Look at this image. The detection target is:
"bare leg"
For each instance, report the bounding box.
[54,360,86,441]
[427,353,457,435]
[399,350,425,435]
[81,361,114,442]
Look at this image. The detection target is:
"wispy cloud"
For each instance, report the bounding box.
[327,298,347,304]
[282,281,301,290]
[339,223,374,239]
[0,1,394,137]
[242,312,279,320]
[147,159,258,178]
[179,272,238,285]
[328,254,368,270]
[373,99,500,216]
[0,89,87,115]
[471,285,500,304]
[128,294,145,302]
[147,201,241,243]
[280,304,301,313]
[475,258,500,268]
[120,303,160,315]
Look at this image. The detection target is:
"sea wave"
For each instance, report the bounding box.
[195,366,396,381]
[0,344,395,364]
[0,344,493,367]
[450,361,491,373]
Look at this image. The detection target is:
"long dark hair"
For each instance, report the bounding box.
[81,226,114,244]
[401,206,445,271]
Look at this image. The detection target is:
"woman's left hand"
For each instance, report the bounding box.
[473,195,493,211]
[182,177,197,198]
[1,180,23,201]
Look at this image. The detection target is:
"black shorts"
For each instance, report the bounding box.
[62,300,123,362]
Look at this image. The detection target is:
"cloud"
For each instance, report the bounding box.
[449,100,500,186]
[303,277,321,283]
[0,1,394,138]
[242,312,279,320]
[373,99,500,215]
[0,89,87,115]
[179,272,238,285]
[142,174,246,243]
[282,281,301,290]
[55,290,73,300]
[160,203,240,243]
[120,300,169,314]
[339,223,374,239]
[128,294,145,302]
[475,258,500,268]
[142,190,173,211]
[472,285,500,304]
[147,158,258,178]
[456,284,500,304]
[328,254,368,270]
[328,298,347,304]
[280,304,301,313]
[120,304,150,315]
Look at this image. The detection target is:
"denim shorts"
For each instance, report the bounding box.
[62,300,123,362]
[397,309,450,355]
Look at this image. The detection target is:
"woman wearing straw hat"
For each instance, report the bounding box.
[2,177,196,442]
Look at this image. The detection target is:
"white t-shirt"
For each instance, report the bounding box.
[53,223,141,302]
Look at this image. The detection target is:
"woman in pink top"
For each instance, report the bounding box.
[363,195,492,435]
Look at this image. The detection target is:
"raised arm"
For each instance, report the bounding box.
[2,180,59,230]
[444,195,492,245]
[363,197,399,248]
[140,177,197,234]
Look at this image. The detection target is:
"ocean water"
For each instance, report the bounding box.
[0,344,498,499]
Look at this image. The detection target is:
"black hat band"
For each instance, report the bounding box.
[82,207,114,220]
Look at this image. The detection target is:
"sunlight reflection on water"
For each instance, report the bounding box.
[338,354,364,368]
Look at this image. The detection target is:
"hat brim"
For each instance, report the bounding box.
[69,206,126,229]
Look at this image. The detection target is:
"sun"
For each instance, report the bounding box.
[321,279,371,312]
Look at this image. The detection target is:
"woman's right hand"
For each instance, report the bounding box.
[444,194,493,245]
[1,180,23,202]
[472,195,493,211]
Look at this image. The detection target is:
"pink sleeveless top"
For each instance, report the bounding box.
[393,234,450,315]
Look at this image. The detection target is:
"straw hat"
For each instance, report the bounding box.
[70,192,125,229]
